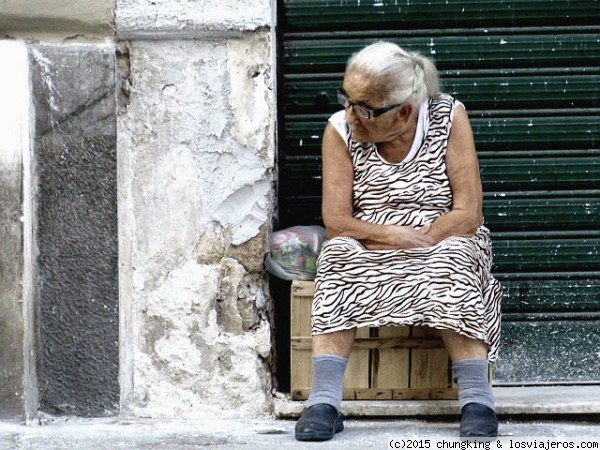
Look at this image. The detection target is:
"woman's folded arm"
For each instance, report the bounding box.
[321,123,436,250]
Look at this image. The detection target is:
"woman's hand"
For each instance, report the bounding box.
[363,225,437,250]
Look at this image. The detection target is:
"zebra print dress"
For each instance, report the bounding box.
[312,93,503,361]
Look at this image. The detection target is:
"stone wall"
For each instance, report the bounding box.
[116,0,270,39]
[0,0,277,420]
[0,0,114,40]
[118,34,276,419]
[0,41,120,420]
[0,42,36,420]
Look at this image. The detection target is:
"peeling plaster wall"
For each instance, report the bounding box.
[116,0,271,39]
[0,0,276,420]
[118,31,276,418]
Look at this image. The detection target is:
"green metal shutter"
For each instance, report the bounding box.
[277,0,600,384]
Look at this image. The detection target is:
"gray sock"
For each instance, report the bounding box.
[452,359,495,411]
[307,354,349,412]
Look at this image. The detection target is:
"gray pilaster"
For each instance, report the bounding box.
[30,44,119,416]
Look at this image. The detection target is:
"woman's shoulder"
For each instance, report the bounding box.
[429,92,455,106]
[429,92,464,110]
[328,109,348,137]
[426,93,466,125]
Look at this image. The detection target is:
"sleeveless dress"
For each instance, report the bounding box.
[312,93,503,361]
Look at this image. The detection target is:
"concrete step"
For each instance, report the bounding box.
[274,385,600,418]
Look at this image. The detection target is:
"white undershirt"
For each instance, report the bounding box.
[329,98,464,165]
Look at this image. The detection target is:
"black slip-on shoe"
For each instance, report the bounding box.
[460,403,499,438]
[295,403,344,442]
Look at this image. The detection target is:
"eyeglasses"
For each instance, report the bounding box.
[336,88,404,119]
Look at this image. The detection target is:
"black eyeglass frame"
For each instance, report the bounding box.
[336,88,405,119]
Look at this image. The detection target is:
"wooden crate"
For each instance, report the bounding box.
[290,280,459,401]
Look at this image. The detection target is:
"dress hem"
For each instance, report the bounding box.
[311,319,498,362]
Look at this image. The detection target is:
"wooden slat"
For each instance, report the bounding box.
[392,388,458,400]
[290,283,313,391]
[291,279,315,297]
[411,327,451,390]
[292,387,458,401]
[291,336,446,350]
[291,285,312,337]
[357,388,457,400]
[344,327,370,393]
[371,327,410,390]
[411,351,452,389]
[284,0,600,31]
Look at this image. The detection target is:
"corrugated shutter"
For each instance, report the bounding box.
[277,0,600,384]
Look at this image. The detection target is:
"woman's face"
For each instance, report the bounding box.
[342,68,411,143]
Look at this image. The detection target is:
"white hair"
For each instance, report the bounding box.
[346,41,440,109]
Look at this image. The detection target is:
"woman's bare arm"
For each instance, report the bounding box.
[424,105,484,243]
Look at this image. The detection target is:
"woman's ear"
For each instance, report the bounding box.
[397,103,413,121]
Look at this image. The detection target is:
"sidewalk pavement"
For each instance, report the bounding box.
[0,387,598,450]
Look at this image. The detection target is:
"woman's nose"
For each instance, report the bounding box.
[346,105,360,124]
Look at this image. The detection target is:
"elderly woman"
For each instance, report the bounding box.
[295,41,503,441]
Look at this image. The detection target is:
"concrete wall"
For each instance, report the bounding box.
[117,0,276,417]
[0,0,114,40]
[0,0,277,420]
[0,42,120,419]
[116,0,270,39]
